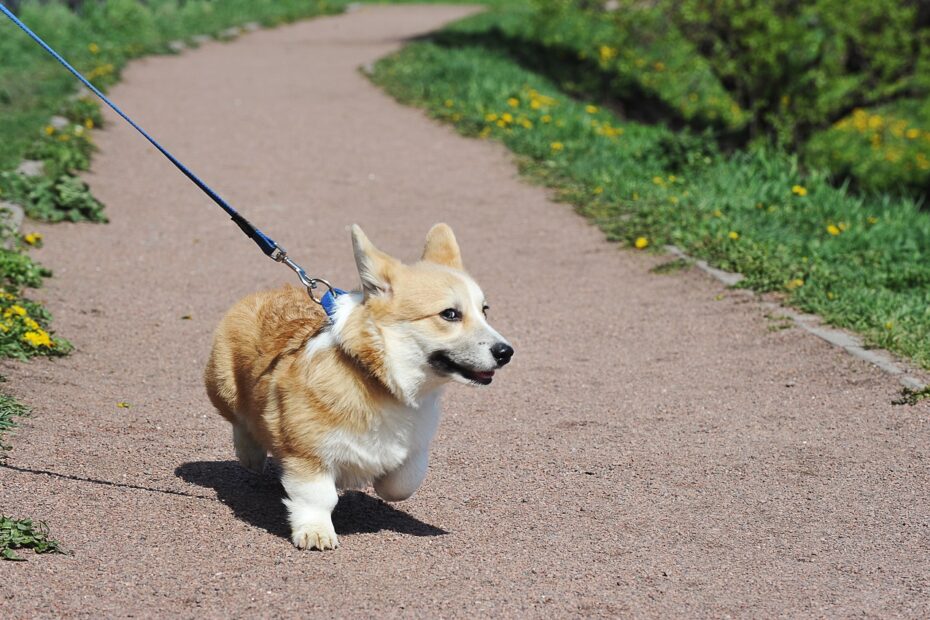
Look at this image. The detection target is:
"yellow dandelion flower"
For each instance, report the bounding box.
[550,142,564,152]
[44,125,55,136]
[884,321,894,330]
[5,305,26,317]
[541,115,552,124]
[88,42,100,54]
[484,113,498,122]
[827,292,835,300]
[826,224,841,236]
[530,100,542,110]
[906,128,920,139]
[444,99,454,108]
[786,278,805,290]
[791,185,808,196]
[496,120,507,128]
[867,216,878,225]
[598,45,617,62]
[585,104,599,114]
[593,186,604,195]
[507,97,520,108]
[634,237,649,249]
[23,232,42,246]
[501,112,513,123]
[22,330,52,347]
[520,119,533,129]
[727,231,739,240]
[84,118,94,129]
[23,317,39,331]
[652,176,665,186]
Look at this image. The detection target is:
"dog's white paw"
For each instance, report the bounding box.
[291,521,339,551]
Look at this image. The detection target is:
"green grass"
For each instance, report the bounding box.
[370,16,930,370]
[0,515,65,561]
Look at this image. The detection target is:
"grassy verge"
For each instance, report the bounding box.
[370,14,930,370]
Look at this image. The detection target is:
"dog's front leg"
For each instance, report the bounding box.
[373,449,430,502]
[281,462,339,550]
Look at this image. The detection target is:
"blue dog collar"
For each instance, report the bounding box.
[320,287,348,320]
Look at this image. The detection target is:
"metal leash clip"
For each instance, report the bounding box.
[272,246,334,305]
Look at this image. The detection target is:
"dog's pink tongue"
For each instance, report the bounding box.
[475,371,495,380]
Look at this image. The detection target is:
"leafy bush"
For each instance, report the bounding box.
[521,1,930,197]
[474,1,746,132]
[806,101,930,196]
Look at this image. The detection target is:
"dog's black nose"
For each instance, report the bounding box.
[491,342,514,367]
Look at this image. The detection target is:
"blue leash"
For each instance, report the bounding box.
[0,2,343,313]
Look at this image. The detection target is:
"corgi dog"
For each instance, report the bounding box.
[204,224,513,550]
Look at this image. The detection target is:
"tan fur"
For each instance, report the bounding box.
[205,284,390,475]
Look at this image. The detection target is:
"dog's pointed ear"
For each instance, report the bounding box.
[421,223,463,270]
[351,224,396,297]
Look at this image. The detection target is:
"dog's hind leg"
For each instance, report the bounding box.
[232,423,267,474]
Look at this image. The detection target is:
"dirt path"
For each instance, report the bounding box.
[1,5,929,617]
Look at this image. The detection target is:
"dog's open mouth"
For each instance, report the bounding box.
[429,351,495,385]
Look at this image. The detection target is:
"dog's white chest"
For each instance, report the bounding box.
[321,395,442,489]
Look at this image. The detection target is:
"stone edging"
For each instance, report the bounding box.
[665,245,927,391]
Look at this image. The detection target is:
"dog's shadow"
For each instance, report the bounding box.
[175,460,447,540]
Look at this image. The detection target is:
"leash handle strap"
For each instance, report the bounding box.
[0,2,279,257]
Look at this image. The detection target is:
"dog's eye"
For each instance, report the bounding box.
[439,308,462,322]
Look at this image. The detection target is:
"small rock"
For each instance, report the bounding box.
[15,160,44,178]
[219,27,241,40]
[168,40,186,53]
[604,0,620,10]
[191,34,212,46]
[49,115,69,130]
[0,202,25,251]
[242,22,261,32]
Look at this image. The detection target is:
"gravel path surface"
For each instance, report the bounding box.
[2,5,929,618]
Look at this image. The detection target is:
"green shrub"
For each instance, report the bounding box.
[475,1,746,132]
[665,0,926,146]
[806,100,930,195]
